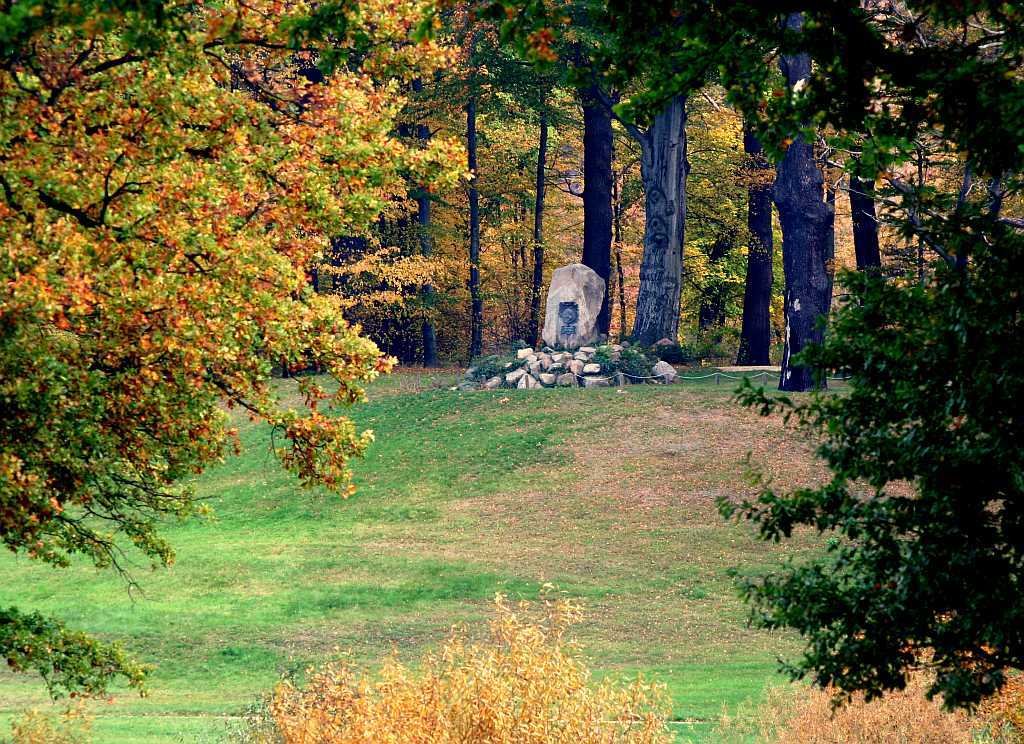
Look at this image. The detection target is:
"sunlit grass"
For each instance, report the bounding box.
[0,368,820,742]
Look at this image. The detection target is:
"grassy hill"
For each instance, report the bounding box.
[0,369,823,742]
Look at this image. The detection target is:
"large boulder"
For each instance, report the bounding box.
[541,263,606,350]
[506,368,527,384]
[652,360,678,383]
[518,374,541,389]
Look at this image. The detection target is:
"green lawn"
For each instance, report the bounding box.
[0,369,823,742]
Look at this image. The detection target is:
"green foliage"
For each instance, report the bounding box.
[619,347,657,379]
[466,354,519,381]
[592,345,654,379]
[693,330,741,365]
[0,607,147,698]
[0,1,172,59]
[494,1,1024,177]
[725,242,1024,708]
[651,343,692,366]
[650,337,736,367]
[617,348,653,379]
[591,347,618,375]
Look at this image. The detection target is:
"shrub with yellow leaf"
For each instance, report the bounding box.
[714,670,1024,744]
[980,674,1024,743]
[268,594,671,744]
[7,704,92,744]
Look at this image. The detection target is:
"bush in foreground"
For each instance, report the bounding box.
[264,594,671,744]
[715,671,1024,743]
[7,704,92,744]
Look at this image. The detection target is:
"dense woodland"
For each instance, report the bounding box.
[303,5,967,395]
[326,23,872,372]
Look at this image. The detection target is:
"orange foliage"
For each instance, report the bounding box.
[716,670,1024,743]
[8,703,91,744]
[0,0,463,573]
[980,675,1024,742]
[269,593,672,744]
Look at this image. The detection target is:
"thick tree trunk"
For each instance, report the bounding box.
[580,85,614,335]
[736,126,775,365]
[631,93,688,345]
[775,13,835,392]
[849,174,882,270]
[467,97,483,359]
[413,79,438,366]
[527,108,548,347]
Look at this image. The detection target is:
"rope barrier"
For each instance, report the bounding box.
[566,370,746,383]
[503,355,853,388]
[562,369,851,385]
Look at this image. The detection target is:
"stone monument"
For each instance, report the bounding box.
[541,263,605,349]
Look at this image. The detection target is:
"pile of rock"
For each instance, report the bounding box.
[457,344,679,391]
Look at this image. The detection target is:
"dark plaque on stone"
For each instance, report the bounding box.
[558,301,578,337]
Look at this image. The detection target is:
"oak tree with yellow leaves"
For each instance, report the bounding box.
[0,0,461,696]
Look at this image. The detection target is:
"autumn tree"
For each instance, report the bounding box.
[413,7,589,355]
[736,125,776,365]
[413,77,441,366]
[682,91,749,347]
[466,93,484,356]
[0,0,460,696]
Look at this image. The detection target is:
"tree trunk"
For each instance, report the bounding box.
[507,205,522,343]
[631,93,688,345]
[849,173,882,270]
[736,126,775,365]
[467,96,483,359]
[412,79,438,366]
[581,85,614,335]
[613,173,627,339]
[527,107,548,347]
[774,13,835,392]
